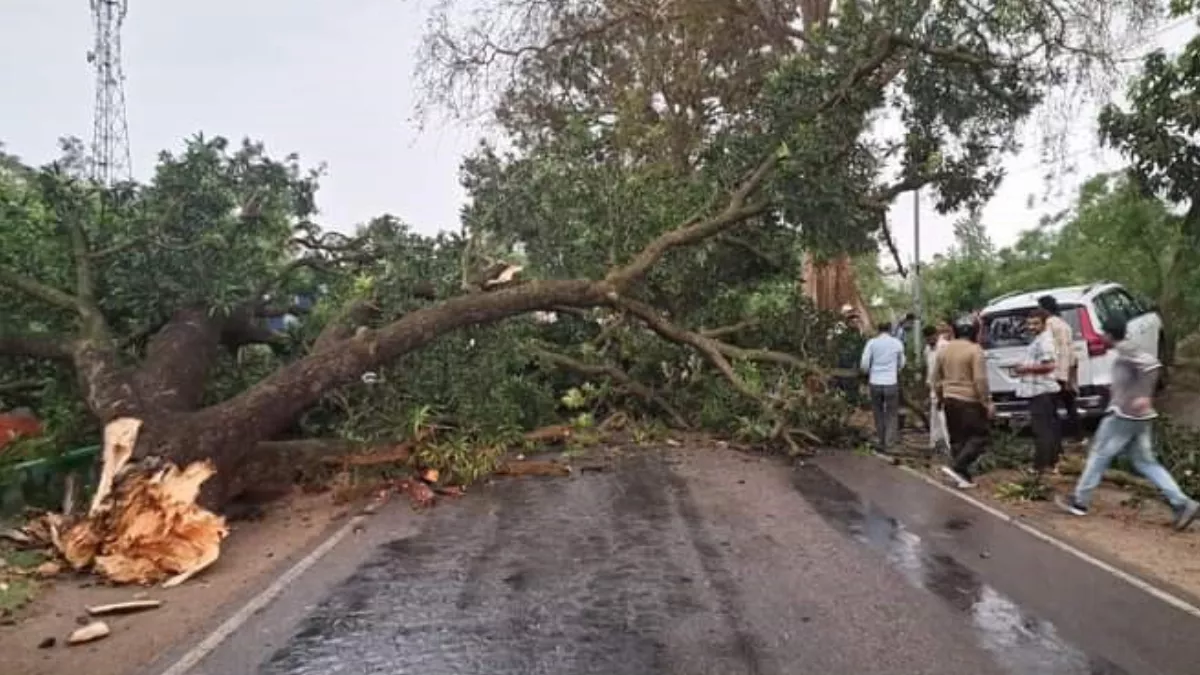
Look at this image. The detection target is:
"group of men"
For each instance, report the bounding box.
[855,297,1199,531]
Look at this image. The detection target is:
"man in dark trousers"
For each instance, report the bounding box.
[932,319,992,488]
[1014,309,1061,476]
[1038,295,1082,442]
[860,321,906,453]
[1058,316,1200,530]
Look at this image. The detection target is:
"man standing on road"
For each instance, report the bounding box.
[933,319,993,489]
[1038,295,1082,443]
[924,322,952,455]
[832,305,866,405]
[860,322,906,454]
[1013,309,1061,476]
[1057,316,1200,530]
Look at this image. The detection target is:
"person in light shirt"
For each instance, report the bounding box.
[1038,295,1081,443]
[1012,309,1061,476]
[1057,316,1199,530]
[923,321,953,455]
[860,322,906,454]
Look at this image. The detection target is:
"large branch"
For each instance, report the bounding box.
[0,331,75,361]
[0,267,81,312]
[530,346,691,429]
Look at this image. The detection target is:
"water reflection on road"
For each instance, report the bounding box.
[792,465,1126,675]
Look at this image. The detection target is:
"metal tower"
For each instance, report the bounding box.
[87,0,132,186]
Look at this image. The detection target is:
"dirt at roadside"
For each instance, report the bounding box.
[0,490,344,675]
[951,468,1200,603]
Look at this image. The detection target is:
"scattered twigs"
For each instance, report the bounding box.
[530,346,691,429]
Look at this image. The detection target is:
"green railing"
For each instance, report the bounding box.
[0,445,101,516]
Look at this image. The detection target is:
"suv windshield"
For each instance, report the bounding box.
[981,305,1082,349]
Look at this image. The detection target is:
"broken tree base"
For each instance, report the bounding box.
[27,418,228,586]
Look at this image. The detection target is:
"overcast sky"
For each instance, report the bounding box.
[1,1,1195,264]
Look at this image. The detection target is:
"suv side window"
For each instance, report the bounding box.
[1118,289,1147,317]
[1097,289,1139,324]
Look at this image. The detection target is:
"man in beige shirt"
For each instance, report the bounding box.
[1039,296,1081,442]
[932,319,993,489]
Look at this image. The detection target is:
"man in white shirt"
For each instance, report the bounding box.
[1013,309,1061,475]
[860,322,907,453]
[1038,295,1081,442]
[924,322,952,454]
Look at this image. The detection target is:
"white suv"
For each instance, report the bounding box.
[978,282,1164,422]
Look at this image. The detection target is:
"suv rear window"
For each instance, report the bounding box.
[981,305,1082,349]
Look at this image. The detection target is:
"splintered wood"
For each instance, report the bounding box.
[51,418,228,586]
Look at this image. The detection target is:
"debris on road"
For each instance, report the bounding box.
[34,561,61,578]
[16,419,228,587]
[397,478,436,509]
[67,621,110,645]
[86,599,163,616]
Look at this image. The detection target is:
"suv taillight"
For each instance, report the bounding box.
[1078,307,1109,357]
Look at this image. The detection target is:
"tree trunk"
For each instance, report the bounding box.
[115,279,610,507]
[796,0,871,327]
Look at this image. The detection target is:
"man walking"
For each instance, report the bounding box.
[860,322,906,453]
[1038,295,1082,443]
[1057,317,1200,530]
[1013,309,1061,476]
[933,319,993,489]
[924,322,952,455]
[832,306,866,405]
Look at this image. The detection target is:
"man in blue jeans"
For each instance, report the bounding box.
[1057,316,1200,530]
[860,321,906,454]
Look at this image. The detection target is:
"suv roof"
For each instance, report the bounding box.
[983,282,1117,313]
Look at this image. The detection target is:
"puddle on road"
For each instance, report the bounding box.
[792,465,1128,675]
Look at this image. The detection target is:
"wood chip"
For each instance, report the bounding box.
[67,621,110,645]
[86,599,163,616]
[35,561,61,578]
[1,528,32,545]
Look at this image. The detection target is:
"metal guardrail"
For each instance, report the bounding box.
[0,445,101,515]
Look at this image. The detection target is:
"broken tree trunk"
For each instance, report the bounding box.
[53,418,228,586]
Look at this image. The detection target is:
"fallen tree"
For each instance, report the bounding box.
[0,0,1149,581]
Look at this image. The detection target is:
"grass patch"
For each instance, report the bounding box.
[0,577,37,615]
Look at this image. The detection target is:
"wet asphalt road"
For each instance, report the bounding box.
[178,447,1200,675]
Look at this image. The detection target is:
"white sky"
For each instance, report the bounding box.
[1,1,1195,264]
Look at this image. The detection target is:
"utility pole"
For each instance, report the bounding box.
[912,188,923,363]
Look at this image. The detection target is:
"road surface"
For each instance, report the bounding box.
[171,446,1200,675]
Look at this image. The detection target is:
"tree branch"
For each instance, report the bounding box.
[66,219,96,303]
[529,346,691,429]
[0,267,81,312]
[0,332,74,361]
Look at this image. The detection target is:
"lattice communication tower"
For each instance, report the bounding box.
[87,0,132,186]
